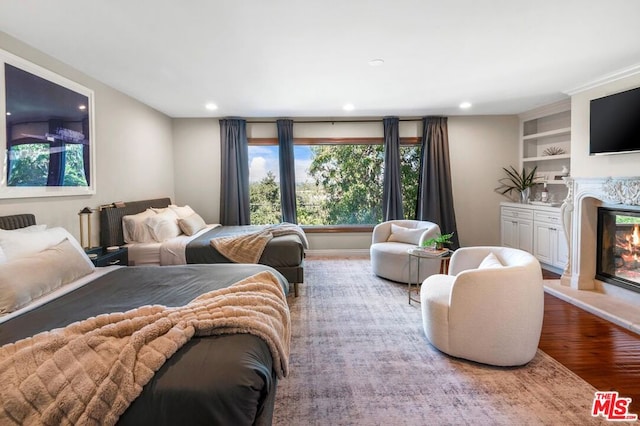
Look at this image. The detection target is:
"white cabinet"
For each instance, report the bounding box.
[500,206,533,253]
[500,203,567,272]
[533,210,568,270]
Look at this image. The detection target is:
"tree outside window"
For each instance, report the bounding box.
[249,138,420,226]
[248,145,281,224]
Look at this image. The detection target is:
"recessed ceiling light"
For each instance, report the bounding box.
[343,103,355,111]
[368,58,385,67]
[5,112,11,116]
[459,101,472,109]
[205,103,218,111]
[78,105,86,110]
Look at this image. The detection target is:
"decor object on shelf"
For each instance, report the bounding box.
[540,183,549,203]
[496,166,539,203]
[421,232,455,250]
[542,146,566,156]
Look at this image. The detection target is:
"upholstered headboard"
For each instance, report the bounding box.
[99,197,172,247]
[0,214,36,230]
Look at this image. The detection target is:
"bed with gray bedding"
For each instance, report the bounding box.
[0,214,289,425]
[99,198,306,295]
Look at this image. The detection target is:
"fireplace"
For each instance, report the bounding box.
[596,207,640,292]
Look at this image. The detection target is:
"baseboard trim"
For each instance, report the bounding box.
[306,249,370,258]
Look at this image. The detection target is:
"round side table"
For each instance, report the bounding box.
[407,248,452,305]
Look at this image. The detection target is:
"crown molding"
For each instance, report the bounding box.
[564,64,640,96]
[518,99,570,120]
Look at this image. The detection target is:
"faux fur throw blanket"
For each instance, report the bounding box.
[0,271,290,426]
[211,223,308,264]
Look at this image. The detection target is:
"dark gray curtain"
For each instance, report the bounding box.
[416,116,460,249]
[219,118,250,225]
[277,119,297,223]
[382,117,403,220]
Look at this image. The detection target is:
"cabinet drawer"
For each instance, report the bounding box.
[502,207,533,220]
[534,211,561,226]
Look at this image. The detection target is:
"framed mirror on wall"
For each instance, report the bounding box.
[0,49,95,199]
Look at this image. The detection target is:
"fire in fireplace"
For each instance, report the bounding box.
[597,207,640,292]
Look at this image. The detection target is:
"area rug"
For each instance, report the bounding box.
[273,258,620,425]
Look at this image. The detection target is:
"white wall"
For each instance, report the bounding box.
[173,116,519,249]
[0,32,174,245]
[570,73,640,177]
[448,116,519,246]
[172,118,221,223]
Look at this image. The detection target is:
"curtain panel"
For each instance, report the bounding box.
[382,117,404,221]
[416,116,460,249]
[277,119,297,223]
[219,118,250,225]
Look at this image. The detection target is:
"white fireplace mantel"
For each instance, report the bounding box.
[561,177,640,292]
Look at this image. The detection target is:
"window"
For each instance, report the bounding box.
[249,136,421,227]
[295,141,420,225]
[248,144,281,225]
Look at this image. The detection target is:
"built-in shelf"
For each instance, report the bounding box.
[522,127,571,141]
[519,99,571,204]
[522,154,571,162]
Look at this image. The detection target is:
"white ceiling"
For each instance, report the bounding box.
[1,0,640,118]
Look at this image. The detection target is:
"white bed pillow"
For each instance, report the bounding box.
[146,209,181,241]
[0,226,80,262]
[0,225,47,263]
[478,252,504,269]
[387,224,424,245]
[168,204,196,219]
[178,213,207,236]
[122,209,157,243]
[0,238,95,315]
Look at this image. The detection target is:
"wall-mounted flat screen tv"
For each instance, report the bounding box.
[590,85,640,155]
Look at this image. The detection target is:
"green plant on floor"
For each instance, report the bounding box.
[422,232,455,250]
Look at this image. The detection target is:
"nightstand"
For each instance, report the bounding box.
[86,247,128,267]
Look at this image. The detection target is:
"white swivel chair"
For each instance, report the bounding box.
[370,219,441,283]
[420,246,544,366]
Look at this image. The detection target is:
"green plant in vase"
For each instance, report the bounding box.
[496,165,539,203]
[422,232,455,250]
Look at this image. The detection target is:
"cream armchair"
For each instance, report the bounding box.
[370,219,441,283]
[420,246,544,366]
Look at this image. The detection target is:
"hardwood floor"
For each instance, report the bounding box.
[540,291,640,415]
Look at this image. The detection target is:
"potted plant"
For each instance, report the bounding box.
[422,232,455,250]
[497,166,539,203]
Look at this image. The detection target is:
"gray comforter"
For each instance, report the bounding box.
[0,264,289,426]
[186,225,306,267]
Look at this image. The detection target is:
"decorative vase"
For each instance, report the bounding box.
[519,188,530,204]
